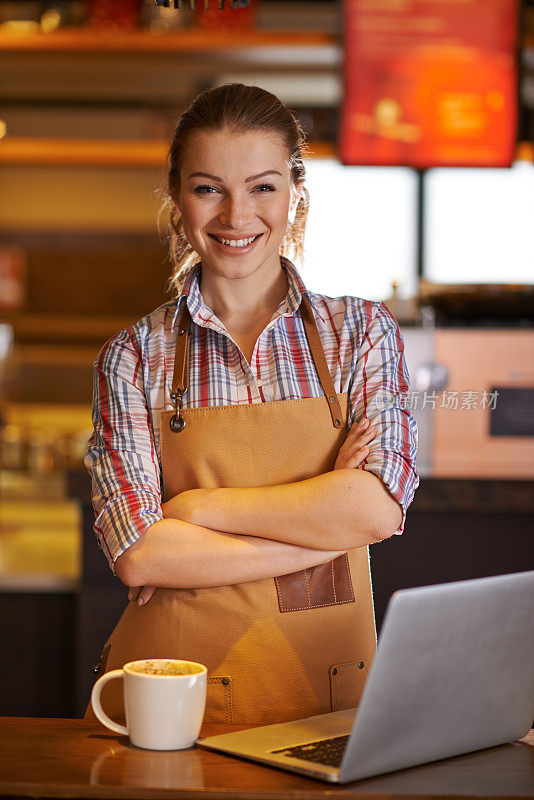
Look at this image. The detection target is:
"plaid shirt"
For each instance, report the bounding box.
[84,256,419,571]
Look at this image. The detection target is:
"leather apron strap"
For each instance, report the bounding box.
[170,295,343,429]
[299,296,343,428]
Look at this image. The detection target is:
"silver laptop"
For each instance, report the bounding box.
[196,570,534,783]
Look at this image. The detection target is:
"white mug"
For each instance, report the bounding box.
[91,659,207,750]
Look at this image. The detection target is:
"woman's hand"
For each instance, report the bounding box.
[128,585,158,606]
[334,417,376,471]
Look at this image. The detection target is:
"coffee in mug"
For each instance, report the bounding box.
[91,658,207,750]
[128,659,204,676]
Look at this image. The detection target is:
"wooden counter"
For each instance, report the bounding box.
[1,717,533,800]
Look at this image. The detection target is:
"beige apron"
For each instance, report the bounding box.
[86,295,377,725]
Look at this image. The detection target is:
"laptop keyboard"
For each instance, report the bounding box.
[271,734,350,768]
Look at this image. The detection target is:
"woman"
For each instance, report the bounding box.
[84,83,419,725]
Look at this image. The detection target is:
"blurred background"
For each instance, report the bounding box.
[0,0,532,718]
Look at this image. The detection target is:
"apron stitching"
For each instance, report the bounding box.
[331,560,337,603]
[273,576,284,611]
[330,664,337,711]
[160,415,167,500]
[304,569,311,607]
[278,598,356,612]
[331,665,337,709]
[344,553,356,601]
[163,393,348,414]
[275,568,356,612]
[207,677,232,723]
[226,681,232,723]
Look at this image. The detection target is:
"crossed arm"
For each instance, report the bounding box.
[115,418,402,600]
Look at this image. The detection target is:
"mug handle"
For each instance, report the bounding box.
[91,670,128,736]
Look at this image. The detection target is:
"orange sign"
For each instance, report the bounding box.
[339,0,520,167]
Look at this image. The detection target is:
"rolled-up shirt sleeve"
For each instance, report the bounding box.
[84,330,163,572]
[348,300,419,535]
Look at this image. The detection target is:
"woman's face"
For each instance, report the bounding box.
[174,127,301,284]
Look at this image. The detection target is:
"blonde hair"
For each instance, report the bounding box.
[159,82,311,295]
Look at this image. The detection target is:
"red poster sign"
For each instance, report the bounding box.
[339,0,520,168]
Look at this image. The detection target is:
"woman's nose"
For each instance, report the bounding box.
[218,195,253,229]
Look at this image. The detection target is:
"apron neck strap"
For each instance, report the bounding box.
[299,296,343,428]
[171,300,192,400]
[171,295,343,429]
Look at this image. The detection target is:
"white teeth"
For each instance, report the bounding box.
[215,235,258,248]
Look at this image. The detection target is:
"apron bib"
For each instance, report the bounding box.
[86,295,376,725]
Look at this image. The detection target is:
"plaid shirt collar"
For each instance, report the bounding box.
[171,256,326,332]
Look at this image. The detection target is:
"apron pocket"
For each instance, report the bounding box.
[329,659,369,713]
[275,554,355,612]
[206,676,233,723]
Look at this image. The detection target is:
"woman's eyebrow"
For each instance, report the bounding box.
[187,170,282,182]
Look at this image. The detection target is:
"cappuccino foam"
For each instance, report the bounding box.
[129,659,203,676]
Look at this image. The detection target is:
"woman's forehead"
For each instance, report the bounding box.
[181,128,290,176]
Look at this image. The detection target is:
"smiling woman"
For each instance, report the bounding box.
[83,82,419,727]
[162,83,309,296]
[175,129,298,295]
[170,128,303,351]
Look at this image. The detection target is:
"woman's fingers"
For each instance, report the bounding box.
[340,443,369,468]
[346,417,371,438]
[128,586,141,602]
[343,426,376,454]
[334,419,377,470]
[128,586,158,605]
[138,586,157,605]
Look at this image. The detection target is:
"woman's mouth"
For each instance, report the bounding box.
[208,233,263,255]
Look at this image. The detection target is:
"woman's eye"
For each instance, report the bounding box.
[193,183,276,195]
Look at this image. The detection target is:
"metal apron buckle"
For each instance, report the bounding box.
[170,389,186,432]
